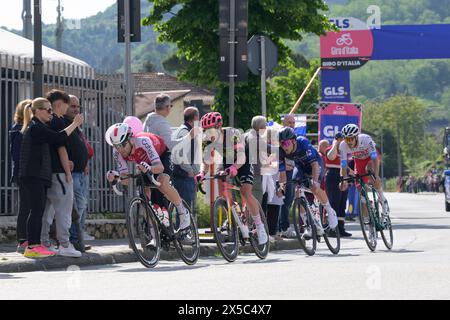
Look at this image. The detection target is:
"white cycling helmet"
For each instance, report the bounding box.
[341,124,360,138]
[105,123,133,147]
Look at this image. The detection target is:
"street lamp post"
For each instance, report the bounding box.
[33,0,43,98]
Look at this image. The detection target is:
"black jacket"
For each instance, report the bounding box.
[9,123,23,183]
[64,117,88,173]
[19,118,68,186]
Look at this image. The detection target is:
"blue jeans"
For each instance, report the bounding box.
[70,172,89,242]
[172,175,196,211]
[279,170,294,232]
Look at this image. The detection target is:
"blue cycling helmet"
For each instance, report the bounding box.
[279,127,296,141]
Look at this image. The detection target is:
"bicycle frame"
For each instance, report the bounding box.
[293,182,324,233]
[206,176,250,239]
[112,173,179,241]
[342,174,385,231]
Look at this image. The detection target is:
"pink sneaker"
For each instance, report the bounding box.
[24,245,57,258]
[17,241,29,254]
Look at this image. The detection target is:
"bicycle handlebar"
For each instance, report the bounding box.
[197,173,230,195]
[111,172,161,196]
[340,172,376,183]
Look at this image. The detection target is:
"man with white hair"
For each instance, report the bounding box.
[278,115,296,237]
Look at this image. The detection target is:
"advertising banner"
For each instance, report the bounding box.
[321,69,351,102]
[318,102,362,142]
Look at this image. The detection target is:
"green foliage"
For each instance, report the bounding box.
[267,59,321,122]
[362,95,443,177]
[195,194,211,229]
[287,0,450,128]
[143,0,335,128]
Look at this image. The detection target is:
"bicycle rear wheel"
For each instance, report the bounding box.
[126,197,161,268]
[169,200,200,265]
[359,189,377,252]
[248,205,269,259]
[211,198,239,262]
[320,205,340,255]
[292,198,317,256]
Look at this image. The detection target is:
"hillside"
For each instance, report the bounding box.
[5,0,174,73]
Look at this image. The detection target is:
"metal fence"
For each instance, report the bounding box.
[0,53,127,215]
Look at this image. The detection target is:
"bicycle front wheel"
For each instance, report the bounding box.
[126,197,161,268]
[292,198,317,256]
[212,198,239,262]
[379,199,394,250]
[248,205,269,260]
[320,205,340,255]
[169,200,200,265]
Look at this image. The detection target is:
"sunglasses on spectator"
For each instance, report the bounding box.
[39,107,52,114]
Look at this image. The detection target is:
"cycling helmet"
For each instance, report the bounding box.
[105,123,133,147]
[201,112,223,129]
[341,124,360,138]
[278,127,296,141]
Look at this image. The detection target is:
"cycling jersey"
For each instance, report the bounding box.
[339,134,377,166]
[203,128,253,184]
[279,136,321,172]
[135,132,167,156]
[113,135,163,174]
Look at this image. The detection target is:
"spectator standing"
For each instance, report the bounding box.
[40,90,82,258]
[245,116,268,204]
[144,94,197,151]
[19,98,83,258]
[278,115,296,238]
[9,99,32,253]
[318,139,330,190]
[171,107,201,211]
[65,95,94,252]
[326,132,352,237]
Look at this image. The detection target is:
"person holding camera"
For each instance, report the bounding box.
[325,132,352,237]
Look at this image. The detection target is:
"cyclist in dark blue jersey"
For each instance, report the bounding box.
[278,127,338,229]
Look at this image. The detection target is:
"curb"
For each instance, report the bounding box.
[0,239,302,273]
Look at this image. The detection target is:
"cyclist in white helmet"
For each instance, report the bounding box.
[339,124,388,213]
[105,123,191,230]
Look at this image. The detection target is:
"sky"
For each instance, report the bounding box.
[0,0,116,30]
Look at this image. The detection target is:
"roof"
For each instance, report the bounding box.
[135,90,191,119]
[0,28,92,73]
[133,72,215,105]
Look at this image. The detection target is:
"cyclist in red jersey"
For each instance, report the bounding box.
[105,123,190,230]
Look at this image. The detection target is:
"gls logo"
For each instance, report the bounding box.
[330,18,350,29]
[324,87,346,96]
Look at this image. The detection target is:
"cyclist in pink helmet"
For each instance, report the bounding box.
[196,112,268,245]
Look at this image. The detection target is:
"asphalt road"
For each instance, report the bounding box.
[1,192,449,300]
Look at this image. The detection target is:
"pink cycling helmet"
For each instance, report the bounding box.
[201,112,223,129]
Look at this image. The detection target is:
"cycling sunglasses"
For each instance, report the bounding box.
[344,136,356,142]
[113,140,129,149]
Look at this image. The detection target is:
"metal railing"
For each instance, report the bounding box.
[1,54,126,215]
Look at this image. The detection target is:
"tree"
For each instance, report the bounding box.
[143,0,335,129]
[362,95,442,177]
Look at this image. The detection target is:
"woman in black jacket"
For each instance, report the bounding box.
[19,97,83,258]
[9,99,32,252]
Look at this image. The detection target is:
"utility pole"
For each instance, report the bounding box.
[124,0,133,116]
[33,0,43,98]
[56,0,64,52]
[22,0,33,40]
[228,0,236,127]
